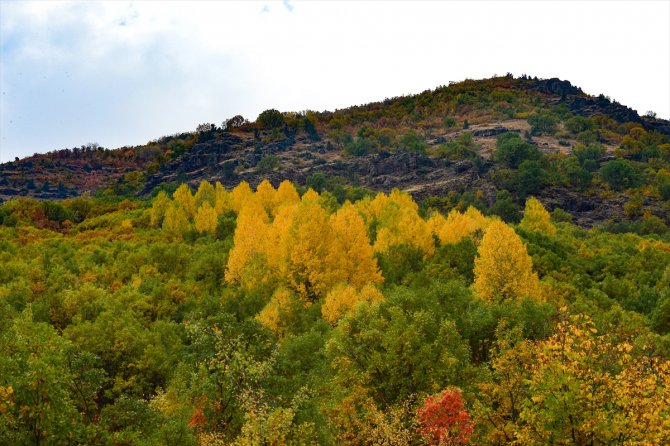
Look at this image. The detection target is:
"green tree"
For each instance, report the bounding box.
[600,159,640,190]
[494,133,541,168]
[257,109,285,130]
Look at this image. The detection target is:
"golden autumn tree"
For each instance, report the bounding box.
[364,189,435,258]
[214,181,230,215]
[282,199,334,298]
[149,191,171,227]
[224,200,270,284]
[473,220,540,302]
[255,179,277,216]
[275,180,300,209]
[172,183,196,220]
[228,181,254,213]
[194,202,218,235]
[162,202,190,236]
[519,197,556,236]
[322,283,384,325]
[428,207,489,245]
[329,203,383,289]
[517,312,670,445]
[194,180,216,209]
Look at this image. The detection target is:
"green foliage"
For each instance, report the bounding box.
[257,108,285,130]
[256,154,282,173]
[528,111,558,135]
[600,158,640,190]
[397,130,428,154]
[434,132,480,160]
[494,132,541,168]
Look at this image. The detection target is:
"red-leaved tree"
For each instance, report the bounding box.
[416,387,473,445]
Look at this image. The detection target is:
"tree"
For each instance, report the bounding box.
[429,207,489,245]
[194,202,218,236]
[214,181,230,215]
[149,192,171,227]
[517,312,670,445]
[257,109,284,130]
[519,197,556,236]
[224,202,270,285]
[416,387,474,445]
[224,115,247,131]
[473,220,540,302]
[275,180,300,208]
[194,180,215,209]
[494,133,541,168]
[372,190,435,258]
[600,159,640,190]
[322,283,383,325]
[229,181,254,213]
[255,179,277,216]
[328,203,383,289]
[173,183,196,220]
[162,202,191,236]
[528,111,558,136]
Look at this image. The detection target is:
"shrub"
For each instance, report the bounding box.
[494,133,541,168]
[600,159,640,190]
[257,109,284,130]
[528,111,558,135]
[397,130,428,154]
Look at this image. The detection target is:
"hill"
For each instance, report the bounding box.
[2,75,670,444]
[2,74,670,228]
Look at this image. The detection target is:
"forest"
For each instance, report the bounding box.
[1,175,670,445]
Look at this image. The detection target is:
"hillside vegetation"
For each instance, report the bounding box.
[1,179,670,444]
[2,75,670,228]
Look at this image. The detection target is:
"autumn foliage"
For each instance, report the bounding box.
[3,174,670,445]
[417,387,474,445]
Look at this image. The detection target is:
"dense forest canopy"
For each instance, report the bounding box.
[1,178,670,445]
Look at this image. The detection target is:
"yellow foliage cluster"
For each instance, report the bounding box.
[519,196,556,236]
[322,283,384,325]
[518,313,670,445]
[149,179,298,238]
[356,189,435,257]
[473,220,540,302]
[428,206,489,245]
[225,182,383,303]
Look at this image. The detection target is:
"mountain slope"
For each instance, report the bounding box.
[1,75,669,227]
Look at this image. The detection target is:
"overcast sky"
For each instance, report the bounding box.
[1,1,669,162]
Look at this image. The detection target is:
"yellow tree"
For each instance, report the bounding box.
[194,180,216,209]
[172,183,196,220]
[282,200,334,298]
[162,202,190,236]
[214,181,230,215]
[149,191,171,227]
[328,203,383,289]
[374,202,435,258]
[275,180,300,209]
[229,181,254,213]
[428,207,487,245]
[473,220,540,302]
[519,197,556,236]
[322,283,384,325]
[225,201,270,284]
[194,202,218,236]
[255,179,277,216]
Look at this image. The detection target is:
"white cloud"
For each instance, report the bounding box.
[1,0,668,162]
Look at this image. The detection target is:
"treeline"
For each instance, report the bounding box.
[1,180,670,445]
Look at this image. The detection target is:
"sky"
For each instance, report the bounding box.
[1,1,669,162]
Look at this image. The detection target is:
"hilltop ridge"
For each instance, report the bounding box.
[1,75,669,227]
